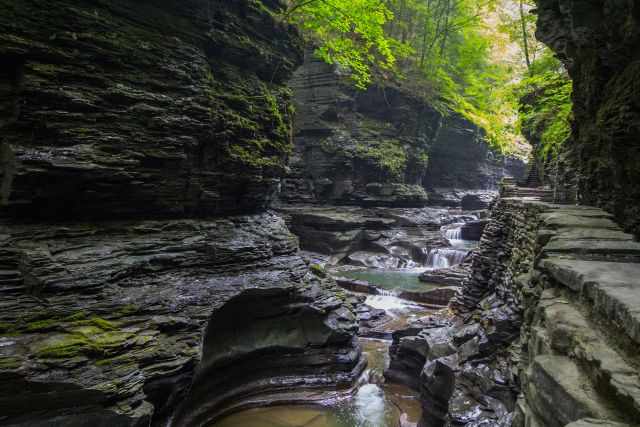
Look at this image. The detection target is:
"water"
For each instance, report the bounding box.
[212,339,421,427]
[425,248,468,269]
[337,269,437,292]
[442,224,480,251]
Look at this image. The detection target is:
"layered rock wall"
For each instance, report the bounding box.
[0,0,303,219]
[281,53,439,206]
[535,0,640,236]
[423,115,527,194]
[0,1,364,426]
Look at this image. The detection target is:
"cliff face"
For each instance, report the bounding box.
[535,0,640,235]
[281,53,440,207]
[0,0,302,219]
[423,115,527,192]
[281,53,526,208]
[0,2,363,426]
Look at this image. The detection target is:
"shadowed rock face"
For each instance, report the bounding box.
[0,1,364,426]
[423,115,526,193]
[0,0,303,220]
[535,0,640,236]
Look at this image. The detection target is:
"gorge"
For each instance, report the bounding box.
[0,1,639,427]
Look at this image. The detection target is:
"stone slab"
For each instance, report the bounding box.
[543,239,640,256]
[541,259,640,345]
[536,292,640,418]
[549,228,634,242]
[565,419,632,427]
[541,213,620,230]
[526,355,614,427]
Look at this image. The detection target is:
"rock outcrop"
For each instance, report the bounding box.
[0,1,364,426]
[535,0,640,236]
[277,205,454,267]
[423,115,527,200]
[0,214,363,426]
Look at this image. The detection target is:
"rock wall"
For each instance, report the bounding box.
[423,115,527,194]
[535,0,640,236]
[280,52,526,208]
[0,0,303,219]
[0,1,364,426]
[280,53,439,206]
[387,185,640,426]
[277,205,450,267]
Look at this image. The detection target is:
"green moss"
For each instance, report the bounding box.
[116,304,139,317]
[0,322,12,333]
[0,357,21,370]
[89,317,116,330]
[35,319,132,359]
[26,319,58,332]
[64,311,88,322]
[36,335,91,359]
[28,62,59,76]
[355,140,408,179]
[310,263,327,278]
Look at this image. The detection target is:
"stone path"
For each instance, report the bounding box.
[512,194,640,426]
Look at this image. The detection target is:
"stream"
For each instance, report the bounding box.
[213,223,477,427]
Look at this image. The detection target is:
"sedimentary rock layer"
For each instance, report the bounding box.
[0,214,363,426]
[0,2,364,426]
[0,0,303,220]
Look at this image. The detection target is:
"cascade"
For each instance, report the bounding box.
[426,248,468,269]
[445,227,462,241]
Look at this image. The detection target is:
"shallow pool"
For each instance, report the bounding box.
[212,339,421,427]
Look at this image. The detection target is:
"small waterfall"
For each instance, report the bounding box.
[445,227,462,241]
[426,248,468,269]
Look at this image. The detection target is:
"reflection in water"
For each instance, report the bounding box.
[213,339,421,427]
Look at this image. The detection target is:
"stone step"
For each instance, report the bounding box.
[524,355,620,427]
[565,419,633,427]
[540,258,640,347]
[530,289,640,422]
[541,239,640,262]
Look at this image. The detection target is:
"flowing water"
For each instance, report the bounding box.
[337,268,436,292]
[212,338,422,427]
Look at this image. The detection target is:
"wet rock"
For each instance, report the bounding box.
[420,264,469,287]
[423,115,526,195]
[461,219,489,241]
[0,214,364,425]
[279,205,450,266]
[419,355,458,427]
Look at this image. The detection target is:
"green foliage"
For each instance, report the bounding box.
[310,263,327,278]
[286,0,402,88]
[514,54,572,157]
[287,0,573,155]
